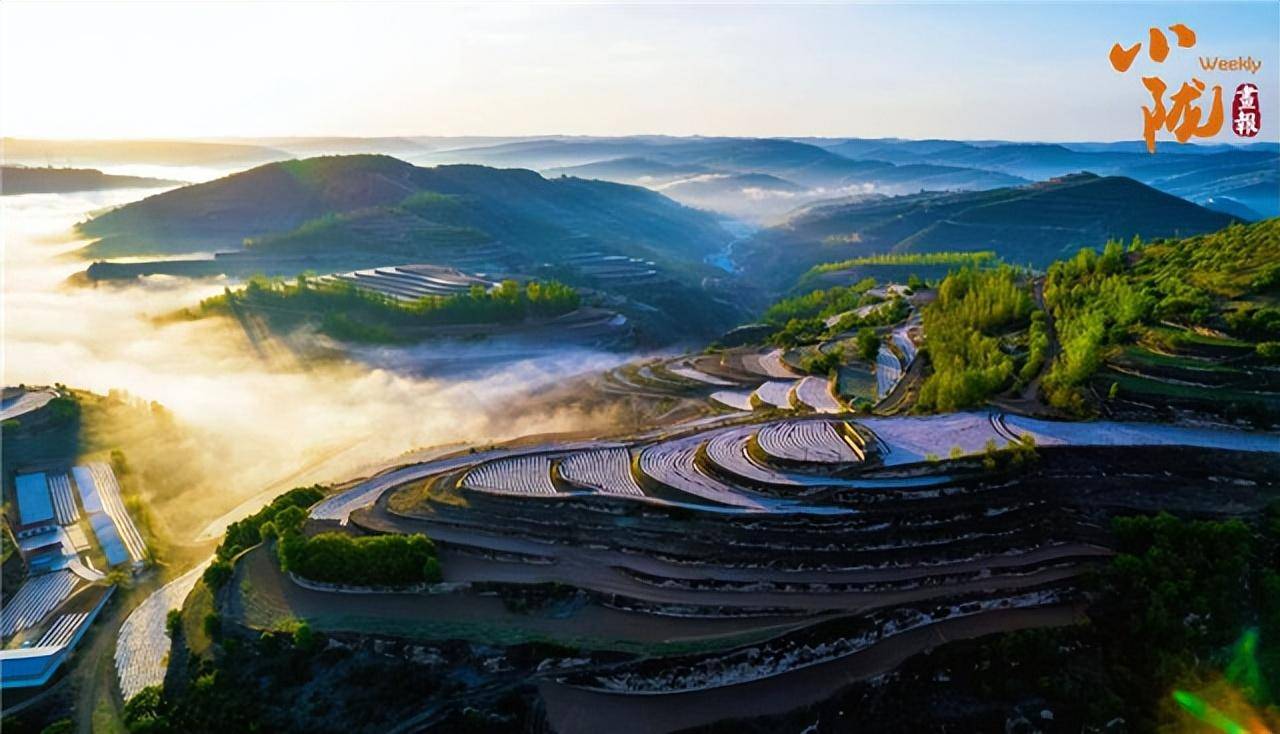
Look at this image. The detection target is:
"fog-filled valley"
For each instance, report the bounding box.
[3,134,1278,734]
[3,183,640,538]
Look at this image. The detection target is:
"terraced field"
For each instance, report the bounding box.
[115,561,209,700]
[752,380,798,409]
[232,409,1280,732]
[461,455,559,496]
[756,420,863,464]
[793,375,843,413]
[559,448,645,497]
[321,264,495,301]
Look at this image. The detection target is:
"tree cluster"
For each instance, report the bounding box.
[277,531,441,587]
[917,266,1033,411]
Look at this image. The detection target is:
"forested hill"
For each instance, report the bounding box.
[738,173,1239,288]
[75,154,730,260]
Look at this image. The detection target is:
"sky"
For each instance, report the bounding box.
[2,1,1277,143]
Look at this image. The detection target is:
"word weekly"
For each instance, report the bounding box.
[1199,56,1264,74]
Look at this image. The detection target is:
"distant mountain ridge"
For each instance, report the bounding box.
[24,134,1275,221]
[430,137,1027,195]
[1,166,182,195]
[431,135,1276,220]
[816,139,1279,217]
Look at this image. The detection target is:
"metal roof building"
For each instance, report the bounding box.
[0,587,114,689]
[71,466,104,515]
[14,472,55,526]
[86,514,129,567]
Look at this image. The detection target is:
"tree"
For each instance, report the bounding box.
[202,560,232,590]
[166,609,182,637]
[123,686,170,734]
[203,612,222,640]
[111,449,131,476]
[918,266,1032,411]
[854,328,880,361]
[292,621,316,651]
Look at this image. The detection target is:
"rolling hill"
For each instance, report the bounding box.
[737,173,1241,287]
[77,154,729,259]
[76,154,752,343]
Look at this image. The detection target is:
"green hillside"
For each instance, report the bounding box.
[1041,218,1280,422]
[77,155,750,343]
[76,155,730,261]
[740,173,1239,287]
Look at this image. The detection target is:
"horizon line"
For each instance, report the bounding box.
[5,134,1279,147]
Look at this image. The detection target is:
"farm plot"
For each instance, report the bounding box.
[666,361,737,386]
[116,561,208,700]
[0,387,56,421]
[704,427,807,487]
[1002,414,1280,453]
[757,420,863,464]
[310,441,618,524]
[462,455,558,496]
[559,448,645,497]
[325,264,494,302]
[794,376,843,414]
[753,381,798,409]
[754,349,801,378]
[87,463,147,563]
[824,301,892,329]
[638,438,766,510]
[710,389,756,411]
[875,346,903,400]
[1,570,79,637]
[47,473,80,525]
[859,412,1010,465]
[836,365,877,403]
[891,324,918,365]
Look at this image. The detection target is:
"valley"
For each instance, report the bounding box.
[3,136,1278,734]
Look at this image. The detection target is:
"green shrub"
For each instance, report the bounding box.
[165,609,182,637]
[202,560,232,590]
[279,532,438,587]
[202,612,221,639]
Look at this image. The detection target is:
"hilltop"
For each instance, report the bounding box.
[737,173,1239,286]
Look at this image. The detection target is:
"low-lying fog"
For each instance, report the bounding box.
[2,182,632,539]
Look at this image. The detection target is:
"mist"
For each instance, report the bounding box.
[2,186,632,541]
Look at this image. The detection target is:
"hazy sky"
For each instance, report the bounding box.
[3,2,1277,142]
